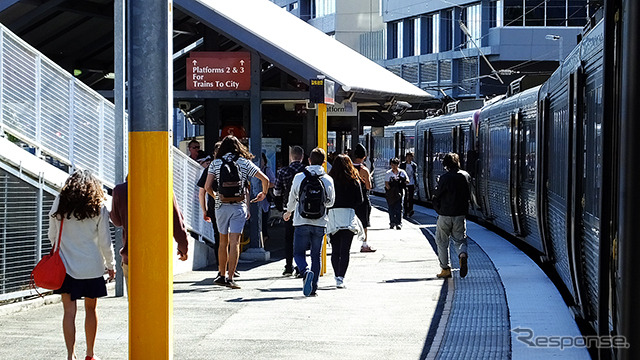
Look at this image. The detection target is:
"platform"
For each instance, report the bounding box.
[0,198,589,359]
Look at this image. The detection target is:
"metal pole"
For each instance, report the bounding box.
[249,51,262,249]
[128,0,173,358]
[113,0,125,298]
[318,103,327,276]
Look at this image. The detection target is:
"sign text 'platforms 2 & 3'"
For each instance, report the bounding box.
[187,52,251,91]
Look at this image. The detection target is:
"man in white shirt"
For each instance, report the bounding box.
[283,148,335,297]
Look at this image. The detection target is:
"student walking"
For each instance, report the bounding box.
[327,154,364,289]
[352,144,375,252]
[400,152,417,218]
[385,158,409,229]
[49,170,115,360]
[274,145,306,276]
[433,153,476,279]
[283,148,335,296]
[205,135,270,289]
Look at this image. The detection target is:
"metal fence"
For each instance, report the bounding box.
[0,24,213,299]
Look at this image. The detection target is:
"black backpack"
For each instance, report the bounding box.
[218,155,244,203]
[297,169,327,219]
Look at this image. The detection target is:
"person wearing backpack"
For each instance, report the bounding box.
[283,147,335,297]
[205,135,270,289]
[385,157,409,229]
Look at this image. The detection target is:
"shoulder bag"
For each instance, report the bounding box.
[31,218,67,290]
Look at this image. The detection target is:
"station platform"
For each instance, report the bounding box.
[0,198,589,359]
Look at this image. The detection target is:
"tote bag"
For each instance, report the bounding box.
[31,218,66,290]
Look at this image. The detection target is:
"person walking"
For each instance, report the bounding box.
[187,139,201,161]
[259,152,276,242]
[274,145,306,276]
[433,152,476,279]
[110,179,189,292]
[327,154,364,289]
[400,152,417,218]
[352,144,375,252]
[283,147,335,297]
[205,135,270,289]
[48,170,115,360]
[385,158,409,229]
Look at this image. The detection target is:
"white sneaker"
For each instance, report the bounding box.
[336,276,345,288]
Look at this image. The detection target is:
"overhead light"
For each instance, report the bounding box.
[104,72,115,80]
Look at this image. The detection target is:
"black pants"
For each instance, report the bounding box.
[262,210,270,239]
[404,185,415,215]
[211,218,220,266]
[284,218,294,270]
[330,229,354,278]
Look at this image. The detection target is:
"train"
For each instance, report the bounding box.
[363,4,640,357]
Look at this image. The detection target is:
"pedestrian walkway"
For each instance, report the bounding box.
[0,199,589,359]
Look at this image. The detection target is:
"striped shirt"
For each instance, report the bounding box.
[208,152,260,209]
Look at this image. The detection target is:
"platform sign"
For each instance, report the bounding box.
[187,52,250,90]
[309,78,335,105]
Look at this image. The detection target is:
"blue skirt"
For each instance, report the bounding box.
[54,274,107,301]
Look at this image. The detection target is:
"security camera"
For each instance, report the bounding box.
[178,101,190,111]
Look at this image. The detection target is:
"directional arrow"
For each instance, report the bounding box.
[192,59,197,66]
[240,60,245,66]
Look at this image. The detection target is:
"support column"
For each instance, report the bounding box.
[113,0,125,298]
[204,99,220,152]
[128,0,173,358]
[242,51,270,261]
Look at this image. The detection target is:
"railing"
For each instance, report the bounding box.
[0,24,213,299]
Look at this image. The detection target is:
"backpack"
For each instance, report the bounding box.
[297,169,327,219]
[218,155,244,203]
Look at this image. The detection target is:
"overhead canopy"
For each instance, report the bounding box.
[175,0,434,103]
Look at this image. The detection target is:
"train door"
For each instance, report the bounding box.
[423,129,433,200]
[479,119,492,219]
[563,68,588,317]
[510,111,523,236]
[537,95,551,260]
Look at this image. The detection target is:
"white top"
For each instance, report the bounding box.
[287,165,335,227]
[385,168,409,183]
[404,161,416,185]
[327,208,365,242]
[48,196,115,279]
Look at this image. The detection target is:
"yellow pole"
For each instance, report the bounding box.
[129,132,173,359]
[318,103,328,276]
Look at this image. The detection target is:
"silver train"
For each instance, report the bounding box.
[364,9,640,357]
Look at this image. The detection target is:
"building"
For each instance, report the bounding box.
[272,0,385,60]
[276,1,600,99]
[377,0,600,98]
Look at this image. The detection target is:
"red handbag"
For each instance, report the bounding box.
[31,218,67,290]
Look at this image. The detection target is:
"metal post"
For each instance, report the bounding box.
[249,51,262,250]
[317,103,327,276]
[113,0,125,298]
[128,0,173,358]
[35,54,41,158]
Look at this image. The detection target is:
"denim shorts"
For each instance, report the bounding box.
[215,203,247,235]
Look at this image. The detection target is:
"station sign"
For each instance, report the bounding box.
[309,78,335,105]
[327,102,357,117]
[187,52,250,91]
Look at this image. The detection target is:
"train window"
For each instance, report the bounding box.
[525,0,545,26]
[521,120,536,184]
[489,126,509,182]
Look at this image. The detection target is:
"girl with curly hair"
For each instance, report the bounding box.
[49,170,115,360]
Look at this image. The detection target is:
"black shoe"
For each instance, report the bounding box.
[460,255,468,278]
[396,224,402,230]
[213,275,228,286]
[390,224,395,229]
[283,266,294,276]
[294,267,303,278]
[308,291,318,297]
[234,270,240,278]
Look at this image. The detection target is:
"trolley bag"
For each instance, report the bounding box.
[31,218,66,290]
[218,155,244,203]
[297,170,327,219]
